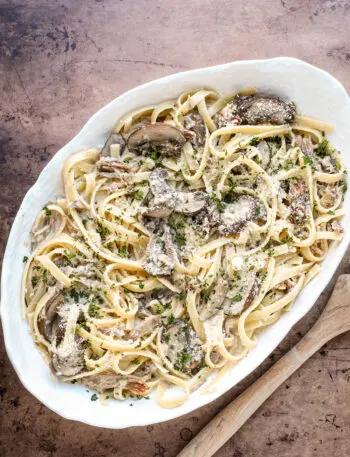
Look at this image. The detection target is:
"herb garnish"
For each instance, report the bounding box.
[210,192,225,212]
[134,190,144,201]
[250,137,260,146]
[231,294,242,302]
[43,206,51,216]
[315,139,329,157]
[88,303,102,318]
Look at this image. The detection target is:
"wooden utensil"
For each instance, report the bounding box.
[177,274,350,457]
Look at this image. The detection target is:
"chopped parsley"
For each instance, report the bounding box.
[231,294,242,302]
[327,210,335,215]
[210,192,225,212]
[134,189,144,201]
[253,206,260,217]
[178,291,186,301]
[174,231,186,248]
[339,179,348,193]
[23,256,29,263]
[90,393,98,401]
[200,288,210,303]
[253,156,262,165]
[315,139,329,157]
[280,234,293,244]
[70,288,90,303]
[303,156,312,166]
[147,150,160,163]
[43,206,51,216]
[152,302,165,314]
[175,349,192,369]
[250,137,260,146]
[279,159,294,171]
[65,250,75,261]
[88,303,102,318]
[119,245,128,257]
[167,314,175,325]
[31,277,39,288]
[138,281,144,289]
[96,223,109,241]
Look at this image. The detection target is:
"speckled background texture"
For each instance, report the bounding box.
[1,0,350,456]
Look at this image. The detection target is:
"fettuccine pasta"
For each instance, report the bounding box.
[22,88,346,407]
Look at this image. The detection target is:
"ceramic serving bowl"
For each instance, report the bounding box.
[1,57,350,428]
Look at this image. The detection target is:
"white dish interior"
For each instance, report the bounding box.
[1,57,350,429]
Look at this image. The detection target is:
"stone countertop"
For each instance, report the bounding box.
[1,1,350,456]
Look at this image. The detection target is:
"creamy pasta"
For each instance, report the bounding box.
[22,88,346,408]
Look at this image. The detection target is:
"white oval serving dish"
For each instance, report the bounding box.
[1,57,350,429]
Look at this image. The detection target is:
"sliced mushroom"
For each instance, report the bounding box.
[149,167,171,195]
[183,113,206,147]
[275,279,294,291]
[199,276,230,322]
[101,133,126,157]
[295,134,313,158]
[162,319,204,375]
[125,377,149,395]
[175,191,208,214]
[141,168,207,218]
[224,272,261,316]
[213,99,243,128]
[190,209,211,242]
[127,123,186,157]
[326,220,343,233]
[81,371,120,392]
[38,292,64,342]
[234,94,296,125]
[141,196,176,218]
[288,179,309,224]
[49,300,86,377]
[143,232,175,276]
[130,315,162,338]
[320,155,337,174]
[217,195,266,235]
[137,288,174,317]
[51,338,85,377]
[257,140,271,169]
[141,168,176,218]
[96,157,135,173]
[148,287,174,303]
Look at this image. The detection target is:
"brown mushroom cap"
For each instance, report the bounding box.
[183,113,206,147]
[162,319,204,375]
[175,191,207,214]
[101,133,126,157]
[38,293,64,342]
[143,232,175,276]
[235,94,296,125]
[217,195,266,235]
[51,341,85,377]
[127,123,186,156]
[142,168,207,218]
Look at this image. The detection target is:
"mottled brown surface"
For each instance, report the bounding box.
[1,0,350,456]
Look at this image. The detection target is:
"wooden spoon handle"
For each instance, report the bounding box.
[177,275,350,457]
